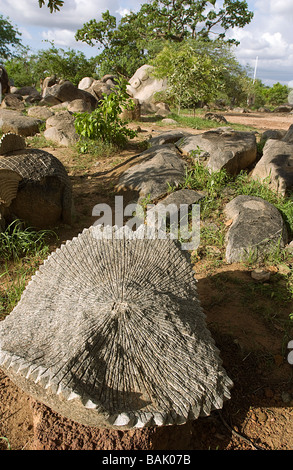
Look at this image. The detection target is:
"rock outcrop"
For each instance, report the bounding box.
[177,127,257,175]
[117,144,186,201]
[224,195,288,263]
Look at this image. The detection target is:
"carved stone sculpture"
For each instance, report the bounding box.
[0,133,73,227]
[0,225,233,429]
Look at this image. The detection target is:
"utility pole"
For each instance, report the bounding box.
[253,56,259,84]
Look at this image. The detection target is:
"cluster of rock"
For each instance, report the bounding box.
[117,125,292,263]
[0,64,174,147]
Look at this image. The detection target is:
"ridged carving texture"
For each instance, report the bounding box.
[0,148,70,186]
[0,225,233,429]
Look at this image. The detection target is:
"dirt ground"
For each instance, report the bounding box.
[0,111,292,451]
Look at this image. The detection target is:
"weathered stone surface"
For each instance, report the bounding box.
[273,105,293,113]
[17,86,41,102]
[117,144,186,201]
[176,127,257,175]
[160,118,177,125]
[78,76,95,90]
[251,139,293,195]
[0,109,42,136]
[0,225,232,429]
[146,189,205,233]
[282,123,293,144]
[155,102,171,117]
[127,65,168,104]
[67,99,93,113]
[149,130,191,147]
[260,129,287,144]
[44,110,78,147]
[27,106,54,120]
[224,195,288,263]
[42,80,98,109]
[0,93,25,110]
[0,146,73,227]
[42,75,58,92]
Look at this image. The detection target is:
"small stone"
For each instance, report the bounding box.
[281,392,292,404]
[251,269,271,282]
[277,264,291,275]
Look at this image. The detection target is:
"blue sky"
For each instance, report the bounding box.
[0,0,292,86]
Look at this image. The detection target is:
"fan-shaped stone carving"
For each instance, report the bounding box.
[0,133,26,155]
[0,134,73,227]
[0,225,232,429]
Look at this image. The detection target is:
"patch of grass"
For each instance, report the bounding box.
[71,138,119,172]
[0,220,55,261]
[178,161,293,270]
[161,112,257,132]
[0,222,56,319]
[26,134,57,149]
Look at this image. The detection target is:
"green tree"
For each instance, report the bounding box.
[0,14,23,61]
[266,82,289,106]
[30,43,98,86]
[74,77,137,148]
[152,41,223,112]
[75,0,254,77]
[4,47,35,87]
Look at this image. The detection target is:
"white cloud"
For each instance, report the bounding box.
[229,0,293,85]
[42,29,77,48]
[0,0,120,29]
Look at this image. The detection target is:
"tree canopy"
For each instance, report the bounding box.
[0,14,23,61]
[75,0,253,77]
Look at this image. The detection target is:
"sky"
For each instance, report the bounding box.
[0,0,292,87]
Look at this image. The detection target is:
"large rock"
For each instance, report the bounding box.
[149,130,191,147]
[67,99,93,113]
[0,109,42,136]
[78,76,95,90]
[224,195,288,263]
[27,106,54,120]
[86,79,115,101]
[119,98,141,121]
[127,65,168,104]
[16,86,41,103]
[283,123,293,144]
[42,80,98,110]
[251,139,293,195]
[0,93,25,111]
[176,127,257,175]
[260,129,287,145]
[117,144,186,201]
[44,110,78,147]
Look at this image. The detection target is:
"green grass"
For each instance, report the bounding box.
[0,221,56,319]
[0,220,55,261]
[159,111,257,132]
[175,162,293,268]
